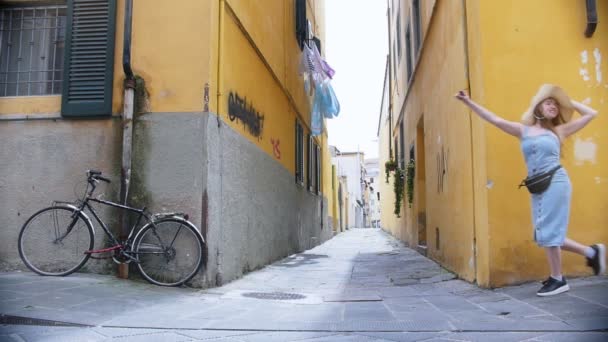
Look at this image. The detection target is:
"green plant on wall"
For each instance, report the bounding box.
[406,159,415,208]
[393,167,404,217]
[385,159,397,183]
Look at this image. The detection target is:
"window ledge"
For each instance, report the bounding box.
[0,113,122,121]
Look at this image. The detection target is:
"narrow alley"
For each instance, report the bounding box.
[1,228,607,341]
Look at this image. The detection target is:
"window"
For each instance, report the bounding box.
[405,23,413,84]
[1,1,117,117]
[295,0,307,50]
[307,135,321,195]
[409,144,415,162]
[399,121,405,168]
[394,137,398,165]
[395,6,401,62]
[370,177,374,184]
[412,0,422,56]
[61,0,117,117]
[392,41,396,81]
[307,133,312,190]
[295,120,304,185]
[315,144,321,194]
[0,5,67,96]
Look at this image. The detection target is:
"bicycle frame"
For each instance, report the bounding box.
[82,197,149,248]
[61,179,154,254]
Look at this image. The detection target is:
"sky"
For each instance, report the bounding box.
[325,0,388,160]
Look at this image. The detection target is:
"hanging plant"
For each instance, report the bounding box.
[393,167,404,217]
[385,159,397,183]
[406,159,415,208]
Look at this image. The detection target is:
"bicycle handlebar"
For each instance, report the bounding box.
[87,170,111,183]
[95,176,111,183]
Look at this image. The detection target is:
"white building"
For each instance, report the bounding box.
[365,158,381,228]
[331,149,366,228]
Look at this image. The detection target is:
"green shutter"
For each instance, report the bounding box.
[61,0,116,117]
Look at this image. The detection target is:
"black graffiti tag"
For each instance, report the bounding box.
[228,92,265,138]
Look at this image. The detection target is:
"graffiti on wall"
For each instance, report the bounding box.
[436,146,449,193]
[228,92,265,138]
[270,138,281,159]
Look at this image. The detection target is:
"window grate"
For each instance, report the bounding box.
[0,5,67,97]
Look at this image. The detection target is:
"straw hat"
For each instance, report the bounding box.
[521,84,574,125]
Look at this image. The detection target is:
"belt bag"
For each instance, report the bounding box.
[518,165,562,194]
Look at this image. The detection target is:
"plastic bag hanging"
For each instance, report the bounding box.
[311,82,324,136]
[315,80,340,119]
[321,59,335,79]
[325,82,340,117]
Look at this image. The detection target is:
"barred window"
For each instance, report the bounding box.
[0,4,67,97]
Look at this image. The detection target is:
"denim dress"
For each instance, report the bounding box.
[520,126,571,247]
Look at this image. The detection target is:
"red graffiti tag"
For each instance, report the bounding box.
[270,138,281,159]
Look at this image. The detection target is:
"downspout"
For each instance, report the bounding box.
[584,0,597,38]
[215,0,226,285]
[118,0,135,279]
[386,1,393,160]
[462,0,478,284]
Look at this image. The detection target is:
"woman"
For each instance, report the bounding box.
[455,84,604,296]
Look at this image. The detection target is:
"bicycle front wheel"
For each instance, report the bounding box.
[134,218,204,286]
[18,206,94,276]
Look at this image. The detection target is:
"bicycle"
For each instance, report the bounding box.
[17,170,205,287]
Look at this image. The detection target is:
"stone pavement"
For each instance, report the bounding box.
[1,228,607,341]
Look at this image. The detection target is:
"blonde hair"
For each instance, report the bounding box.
[533,100,566,156]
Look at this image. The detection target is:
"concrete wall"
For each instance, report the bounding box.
[206,113,332,285]
[129,112,332,287]
[0,118,122,273]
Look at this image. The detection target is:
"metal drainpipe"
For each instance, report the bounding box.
[584,0,597,38]
[118,0,135,279]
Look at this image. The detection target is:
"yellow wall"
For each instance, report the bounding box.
[383,0,476,281]
[218,0,327,182]
[476,0,608,286]
[382,0,608,287]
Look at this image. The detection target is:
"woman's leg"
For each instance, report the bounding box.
[562,238,587,256]
[562,238,605,275]
[545,246,562,279]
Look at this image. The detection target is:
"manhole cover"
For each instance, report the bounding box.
[241,292,306,300]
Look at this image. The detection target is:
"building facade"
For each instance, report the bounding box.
[379,0,607,287]
[0,0,335,287]
[332,151,366,228]
[365,158,381,228]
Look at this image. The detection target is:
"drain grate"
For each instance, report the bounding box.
[0,314,91,327]
[241,292,306,300]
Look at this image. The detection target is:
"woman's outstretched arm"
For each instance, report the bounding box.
[557,100,598,138]
[455,90,523,138]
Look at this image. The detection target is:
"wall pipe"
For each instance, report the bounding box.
[584,0,597,38]
[118,0,135,279]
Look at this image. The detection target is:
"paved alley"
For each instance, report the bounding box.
[1,228,607,341]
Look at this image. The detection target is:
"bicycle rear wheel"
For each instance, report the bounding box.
[18,206,94,276]
[134,218,204,286]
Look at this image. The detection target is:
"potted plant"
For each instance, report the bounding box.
[385,159,397,183]
[406,159,415,208]
[393,167,404,217]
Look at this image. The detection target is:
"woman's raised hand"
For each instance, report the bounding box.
[455,90,470,102]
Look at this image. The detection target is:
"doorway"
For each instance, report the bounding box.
[416,117,427,254]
